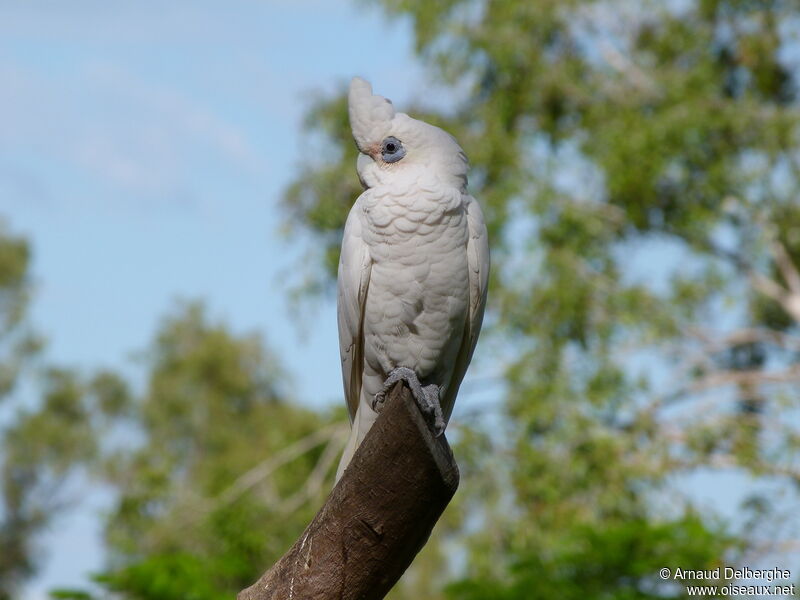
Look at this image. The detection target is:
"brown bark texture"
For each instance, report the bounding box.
[238,381,460,600]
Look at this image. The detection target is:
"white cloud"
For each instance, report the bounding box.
[0,56,264,202]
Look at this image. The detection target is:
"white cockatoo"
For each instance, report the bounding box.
[335,77,489,481]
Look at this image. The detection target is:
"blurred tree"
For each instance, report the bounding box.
[283,0,800,597]
[49,303,347,600]
[0,221,39,598]
[0,222,96,600]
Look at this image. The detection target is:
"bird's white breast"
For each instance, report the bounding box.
[357,180,470,399]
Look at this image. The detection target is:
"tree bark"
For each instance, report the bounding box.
[238,381,460,600]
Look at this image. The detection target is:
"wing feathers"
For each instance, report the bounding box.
[441,195,490,420]
[337,201,372,421]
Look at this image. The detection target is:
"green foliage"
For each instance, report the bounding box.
[98,554,231,600]
[49,589,96,600]
[283,0,800,596]
[448,515,734,600]
[89,303,342,598]
[1,255,342,599]
[0,223,76,600]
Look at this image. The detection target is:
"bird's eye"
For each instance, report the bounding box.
[381,136,405,163]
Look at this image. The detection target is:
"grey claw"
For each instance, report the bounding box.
[372,390,386,412]
[375,367,447,435]
[422,383,446,436]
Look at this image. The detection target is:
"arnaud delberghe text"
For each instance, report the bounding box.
[672,567,792,582]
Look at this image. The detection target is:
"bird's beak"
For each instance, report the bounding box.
[357,152,374,170]
[356,152,373,189]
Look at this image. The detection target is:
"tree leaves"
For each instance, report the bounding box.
[282,0,800,597]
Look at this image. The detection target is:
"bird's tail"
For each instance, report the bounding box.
[334,399,378,482]
[334,421,359,483]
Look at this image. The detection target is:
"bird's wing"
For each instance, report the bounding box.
[337,200,372,422]
[442,195,490,421]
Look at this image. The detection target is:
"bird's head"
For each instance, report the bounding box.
[348,77,468,191]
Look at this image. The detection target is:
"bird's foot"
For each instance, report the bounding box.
[373,367,422,411]
[373,367,446,436]
[420,383,446,436]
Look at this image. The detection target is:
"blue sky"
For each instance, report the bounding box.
[0,2,436,597]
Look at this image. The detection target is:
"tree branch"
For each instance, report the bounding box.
[215,422,346,511]
[687,326,800,353]
[688,365,800,392]
[770,239,800,296]
[238,382,460,600]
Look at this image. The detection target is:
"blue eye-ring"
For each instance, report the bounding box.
[381,136,405,163]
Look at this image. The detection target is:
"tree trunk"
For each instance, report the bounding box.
[238,381,460,600]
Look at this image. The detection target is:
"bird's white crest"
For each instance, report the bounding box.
[348,77,395,153]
